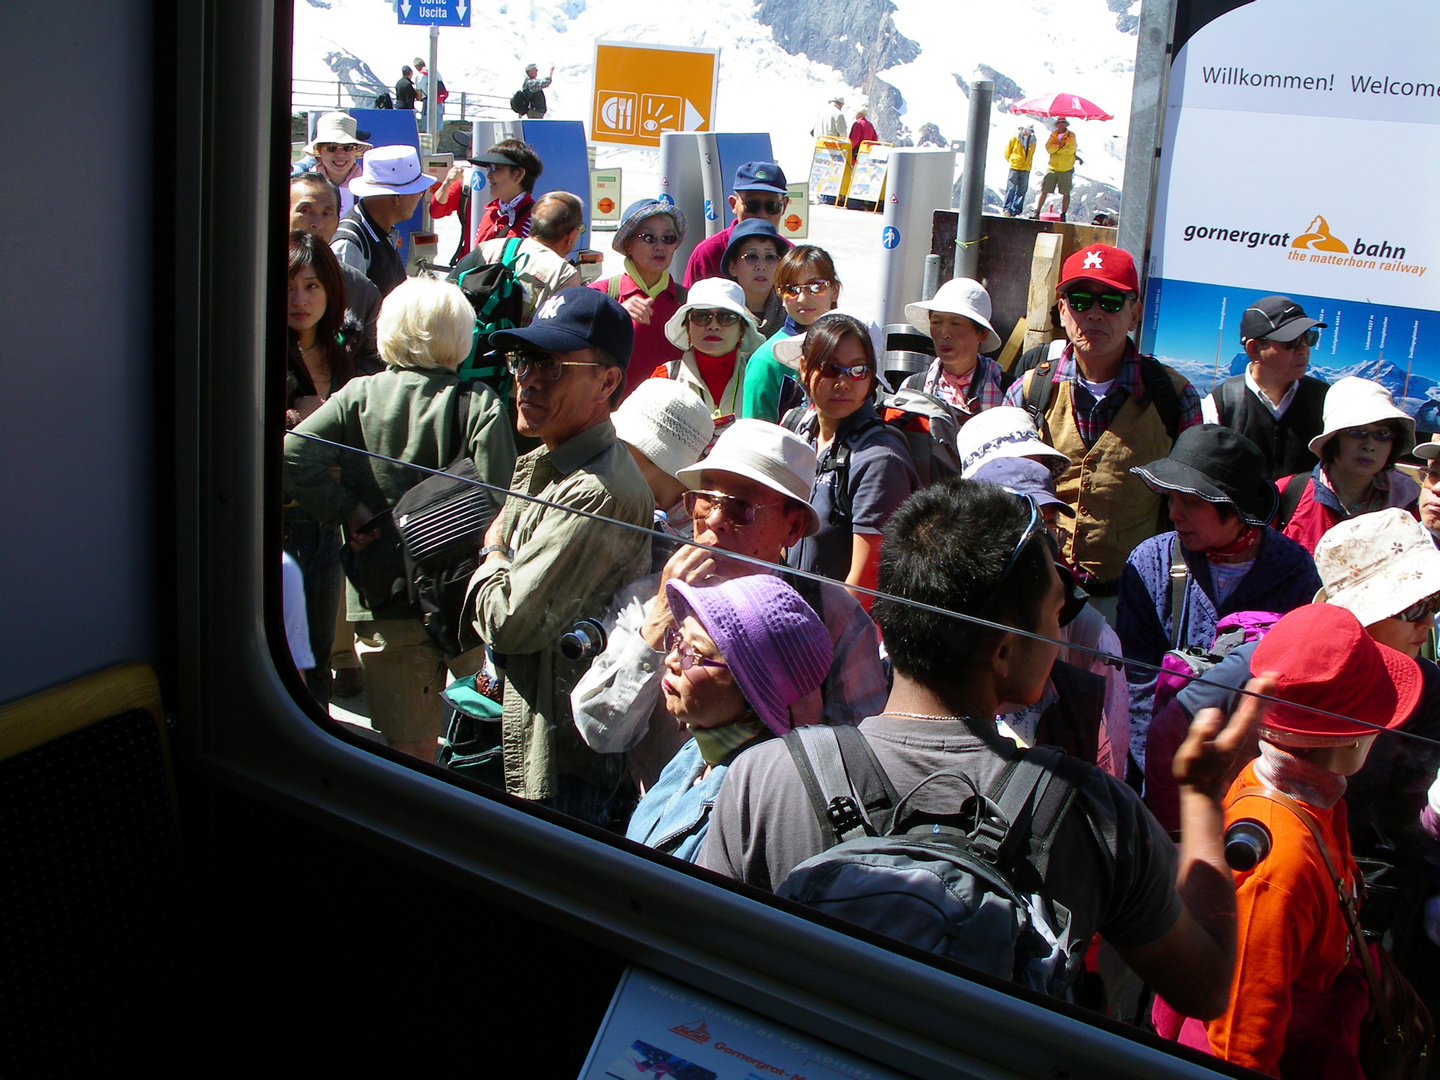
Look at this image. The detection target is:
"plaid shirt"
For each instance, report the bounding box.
[914,354,1009,415]
[1002,341,1202,448]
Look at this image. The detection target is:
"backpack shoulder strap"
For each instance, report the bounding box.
[1139,356,1183,443]
[1023,360,1058,428]
[605,275,621,301]
[782,725,901,847]
[1169,533,1191,648]
[1217,375,1247,426]
[500,236,524,267]
[825,416,887,525]
[1276,474,1308,529]
[982,746,1079,878]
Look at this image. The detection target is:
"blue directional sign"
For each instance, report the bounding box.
[395,0,471,27]
[882,226,900,250]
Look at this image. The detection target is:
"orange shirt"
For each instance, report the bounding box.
[1205,763,1357,1076]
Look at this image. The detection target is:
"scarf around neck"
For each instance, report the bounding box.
[624,257,672,298]
[692,716,769,766]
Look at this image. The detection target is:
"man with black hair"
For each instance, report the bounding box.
[698,478,1262,1021]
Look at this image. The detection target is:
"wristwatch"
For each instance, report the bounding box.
[479,544,511,560]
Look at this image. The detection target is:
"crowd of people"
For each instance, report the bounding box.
[281,116,1440,1076]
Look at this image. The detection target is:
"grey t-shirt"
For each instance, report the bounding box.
[696,714,1183,951]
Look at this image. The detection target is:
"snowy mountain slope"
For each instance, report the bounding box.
[294,0,1140,210]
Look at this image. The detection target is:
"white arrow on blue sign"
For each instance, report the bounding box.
[396,0,470,27]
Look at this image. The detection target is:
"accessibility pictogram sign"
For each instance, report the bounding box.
[591,40,719,148]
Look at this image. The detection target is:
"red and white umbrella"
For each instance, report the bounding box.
[1010,93,1114,122]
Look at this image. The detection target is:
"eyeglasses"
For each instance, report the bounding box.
[663,626,730,676]
[319,143,359,154]
[1062,290,1129,314]
[811,361,872,382]
[504,350,601,381]
[737,251,781,267]
[1396,593,1440,625]
[1342,426,1397,443]
[986,494,1045,607]
[1271,329,1321,351]
[688,308,741,327]
[779,281,832,298]
[1421,465,1440,488]
[742,198,785,215]
[683,489,786,527]
[634,231,680,246]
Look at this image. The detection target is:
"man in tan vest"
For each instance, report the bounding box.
[1004,243,1202,625]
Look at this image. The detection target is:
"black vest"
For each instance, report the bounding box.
[1214,374,1328,482]
[334,204,407,298]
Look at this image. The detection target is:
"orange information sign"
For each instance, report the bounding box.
[591,40,719,148]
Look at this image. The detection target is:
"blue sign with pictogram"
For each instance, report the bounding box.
[658,193,675,206]
[704,199,716,221]
[395,0,470,27]
[882,226,900,249]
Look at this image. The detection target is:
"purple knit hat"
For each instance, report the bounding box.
[665,576,833,737]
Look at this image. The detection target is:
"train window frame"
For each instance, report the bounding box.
[169,1,1228,1075]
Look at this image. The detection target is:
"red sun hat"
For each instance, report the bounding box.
[1058,243,1139,296]
[1250,604,1421,739]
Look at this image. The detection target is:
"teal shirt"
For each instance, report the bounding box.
[739,327,797,423]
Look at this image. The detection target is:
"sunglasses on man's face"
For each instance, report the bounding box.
[634,231,680,246]
[742,198,785,215]
[688,309,741,327]
[1063,290,1129,314]
[1271,329,1321,351]
[683,489,785,527]
[779,281,832,298]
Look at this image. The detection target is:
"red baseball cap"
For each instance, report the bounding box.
[1058,243,1139,296]
[1250,604,1421,739]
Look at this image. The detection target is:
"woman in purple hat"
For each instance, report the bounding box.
[625,575,832,862]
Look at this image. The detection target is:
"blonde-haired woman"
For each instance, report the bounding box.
[284,277,518,760]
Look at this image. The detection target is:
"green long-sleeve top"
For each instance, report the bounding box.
[462,418,653,800]
[283,366,517,621]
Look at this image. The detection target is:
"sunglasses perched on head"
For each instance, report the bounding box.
[1397,593,1440,624]
[779,280,832,298]
[742,198,785,215]
[688,308,741,327]
[683,489,785,527]
[1271,329,1321,350]
[1062,290,1129,314]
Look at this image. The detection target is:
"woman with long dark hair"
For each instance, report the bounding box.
[285,230,355,429]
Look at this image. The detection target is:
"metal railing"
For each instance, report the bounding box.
[291,77,514,123]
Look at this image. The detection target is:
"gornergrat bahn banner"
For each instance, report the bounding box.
[1141,0,1440,425]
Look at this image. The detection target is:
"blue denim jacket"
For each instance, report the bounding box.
[625,740,729,863]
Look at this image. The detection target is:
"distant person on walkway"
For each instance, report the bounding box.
[1033,118,1080,220]
[521,63,553,118]
[395,65,418,111]
[413,58,441,131]
[1201,295,1330,482]
[1003,123,1036,217]
[331,145,438,297]
[811,95,846,139]
[847,107,877,162]
[290,111,370,217]
[683,162,792,287]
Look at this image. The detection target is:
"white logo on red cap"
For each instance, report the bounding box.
[1083,251,1104,269]
[536,294,566,320]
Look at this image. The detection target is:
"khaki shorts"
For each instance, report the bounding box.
[354,618,446,743]
[1040,169,1074,196]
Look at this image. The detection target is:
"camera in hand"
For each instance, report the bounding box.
[560,617,607,661]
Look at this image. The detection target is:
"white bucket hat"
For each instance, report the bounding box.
[1413,433,1440,462]
[771,308,886,381]
[1314,508,1440,626]
[348,145,440,197]
[664,278,765,355]
[675,419,821,537]
[1308,375,1416,459]
[612,379,717,480]
[956,405,1071,479]
[304,112,372,156]
[904,277,1002,354]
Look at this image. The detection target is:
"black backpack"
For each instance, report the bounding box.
[446,237,527,405]
[373,91,394,110]
[510,88,530,115]
[390,385,500,657]
[775,726,1087,997]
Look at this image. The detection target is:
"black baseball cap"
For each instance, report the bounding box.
[1240,295,1328,343]
[489,289,635,368]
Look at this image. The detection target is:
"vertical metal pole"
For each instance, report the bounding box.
[921,254,940,301]
[427,24,440,139]
[460,91,467,123]
[1117,0,1179,282]
[954,79,992,281]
